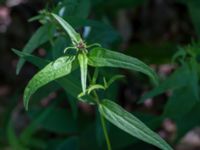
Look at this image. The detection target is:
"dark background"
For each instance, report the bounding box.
[0,0,200,150]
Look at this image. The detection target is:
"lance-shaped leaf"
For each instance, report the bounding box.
[88,47,158,85]
[16,23,55,75]
[24,56,75,110]
[12,49,50,68]
[99,100,172,150]
[51,13,81,44]
[78,53,88,93]
[139,61,199,103]
[7,119,27,150]
[106,75,124,88]
[13,49,95,105]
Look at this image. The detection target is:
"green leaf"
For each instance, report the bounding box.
[13,49,94,105]
[56,137,79,150]
[29,108,77,134]
[139,64,191,103]
[61,0,90,19]
[13,50,95,104]
[16,23,55,75]
[175,102,200,141]
[87,84,105,94]
[86,22,119,47]
[172,47,187,63]
[59,75,95,104]
[78,53,88,93]
[109,113,162,150]
[107,75,124,87]
[20,100,60,144]
[7,119,27,150]
[187,1,200,38]
[140,59,200,104]
[52,36,70,59]
[74,0,91,19]
[51,13,81,44]
[65,95,78,119]
[99,100,172,150]
[91,68,99,84]
[88,47,158,85]
[189,59,199,101]
[24,56,75,110]
[163,86,197,119]
[163,60,199,118]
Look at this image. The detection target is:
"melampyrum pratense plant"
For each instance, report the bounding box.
[13,12,173,150]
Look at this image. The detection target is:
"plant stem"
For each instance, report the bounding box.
[100,111,112,150]
[88,72,112,150]
[93,92,112,150]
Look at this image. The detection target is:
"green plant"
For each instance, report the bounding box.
[13,12,173,150]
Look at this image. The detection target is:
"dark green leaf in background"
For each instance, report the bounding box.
[30,108,77,134]
[16,23,55,74]
[187,1,200,38]
[56,137,79,150]
[7,120,27,150]
[52,36,70,59]
[175,102,200,141]
[163,86,197,119]
[140,64,191,103]
[61,0,90,19]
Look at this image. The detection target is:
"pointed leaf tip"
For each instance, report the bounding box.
[51,13,81,44]
[88,48,159,86]
[23,56,75,109]
[99,100,173,150]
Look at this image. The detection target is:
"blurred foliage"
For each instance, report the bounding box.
[1,0,200,150]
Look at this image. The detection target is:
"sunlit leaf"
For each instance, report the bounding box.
[78,53,88,93]
[88,47,158,85]
[99,100,172,150]
[24,56,75,110]
[87,84,105,94]
[51,13,81,44]
[13,50,95,105]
